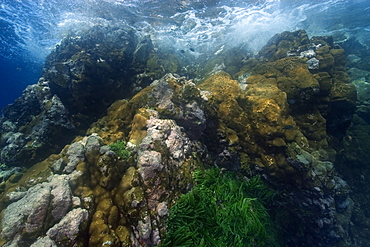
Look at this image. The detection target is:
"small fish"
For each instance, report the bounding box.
[283,125,294,130]
[189,47,195,52]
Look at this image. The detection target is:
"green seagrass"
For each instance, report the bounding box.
[160,168,280,247]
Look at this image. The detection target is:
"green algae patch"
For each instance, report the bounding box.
[160,168,280,247]
[109,141,131,159]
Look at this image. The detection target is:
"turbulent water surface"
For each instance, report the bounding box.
[0,0,369,109]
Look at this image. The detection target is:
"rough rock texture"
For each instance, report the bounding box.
[0,29,363,246]
[333,37,370,246]
[0,81,74,167]
[0,134,94,246]
[0,74,204,246]
[85,74,203,246]
[0,25,168,168]
[223,30,355,246]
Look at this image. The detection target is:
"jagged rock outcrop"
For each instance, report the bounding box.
[0,29,362,246]
[0,134,91,246]
[0,80,74,167]
[0,74,205,246]
[0,25,172,168]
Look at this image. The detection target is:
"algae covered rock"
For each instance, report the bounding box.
[0,25,159,168]
[257,30,357,140]
[198,30,356,246]
[85,74,205,246]
[0,134,99,246]
[258,29,310,61]
[0,28,361,247]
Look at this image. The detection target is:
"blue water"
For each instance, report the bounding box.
[0,0,369,110]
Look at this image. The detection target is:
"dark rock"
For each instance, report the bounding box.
[0,166,21,183]
[43,25,150,123]
[0,25,159,168]
[133,35,154,64]
[0,80,75,167]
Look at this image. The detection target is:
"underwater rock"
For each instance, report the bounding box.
[0,26,162,169]
[334,36,370,244]
[63,142,85,174]
[200,30,356,245]
[0,79,75,167]
[257,29,357,141]
[30,236,57,247]
[340,36,370,72]
[258,29,310,61]
[0,135,98,246]
[43,25,157,123]
[46,208,88,245]
[1,183,51,242]
[133,35,154,65]
[0,28,361,247]
[148,74,207,139]
[131,114,193,245]
[0,173,82,246]
[86,74,203,246]
[348,70,370,124]
[0,165,21,184]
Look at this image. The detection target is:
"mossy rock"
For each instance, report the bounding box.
[315,45,335,72]
[199,71,242,102]
[314,72,333,94]
[258,29,310,61]
[274,58,320,108]
[330,79,357,102]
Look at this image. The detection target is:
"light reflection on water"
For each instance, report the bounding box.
[1,0,369,62]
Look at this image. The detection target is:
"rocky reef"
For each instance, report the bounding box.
[0,25,173,168]
[0,27,367,246]
[332,36,370,246]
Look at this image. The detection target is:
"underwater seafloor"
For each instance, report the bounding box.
[1,2,370,247]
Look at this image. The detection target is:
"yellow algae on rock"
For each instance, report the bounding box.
[252,98,281,124]
[129,109,155,146]
[115,225,131,246]
[199,71,242,101]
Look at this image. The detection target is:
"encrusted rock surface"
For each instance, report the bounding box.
[0,25,170,168]
[0,134,92,246]
[0,28,365,247]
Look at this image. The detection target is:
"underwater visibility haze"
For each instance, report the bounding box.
[1,0,369,109]
[0,0,370,246]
